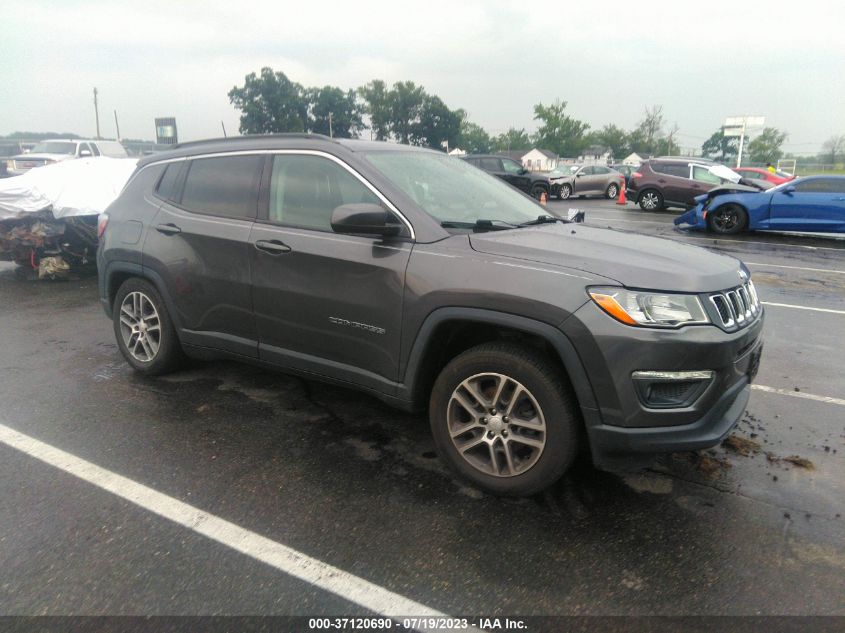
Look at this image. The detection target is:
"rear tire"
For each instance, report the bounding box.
[605,183,619,199]
[113,278,184,375]
[639,189,664,211]
[429,342,579,496]
[707,204,748,235]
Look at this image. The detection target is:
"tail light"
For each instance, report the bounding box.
[97,213,109,238]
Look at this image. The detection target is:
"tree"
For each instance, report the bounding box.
[412,96,463,150]
[357,80,392,141]
[821,134,845,164]
[629,105,664,156]
[531,100,590,157]
[585,124,628,160]
[656,123,681,156]
[388,81,426,144]
[228,67,308,134]
[491,128,532,152]
[747,127,788,164]
[457,121,492,154]
[701,129,740,162]
[305,86,363,138]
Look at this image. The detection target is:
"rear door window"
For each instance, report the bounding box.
[155,163,184,202]
[269,154,382,231]
[180,155,263,219]
[480,158,501,172]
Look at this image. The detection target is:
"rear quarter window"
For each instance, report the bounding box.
[180,155,264,219]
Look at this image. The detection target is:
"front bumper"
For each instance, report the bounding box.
[674,202,706,230]
[562,300,764,470]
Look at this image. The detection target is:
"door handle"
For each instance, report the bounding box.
[658,179,666,184]
[155,223,181,235]
[254,239,292,254]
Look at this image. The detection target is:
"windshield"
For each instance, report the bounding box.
[30,141,76,155]
[364,151,543,226]
[550,165,578,177]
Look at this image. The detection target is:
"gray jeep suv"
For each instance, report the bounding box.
[98,134,764,496]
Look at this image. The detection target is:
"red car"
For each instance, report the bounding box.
[733,167,795,185]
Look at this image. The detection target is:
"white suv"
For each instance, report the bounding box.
[7,139,128,176]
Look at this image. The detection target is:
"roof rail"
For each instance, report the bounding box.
[171,133,335,150]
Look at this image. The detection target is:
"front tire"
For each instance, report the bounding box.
[530,184,548,200]
[557,183,572,200]
[429,342,579,496]
[113,278,184,375]
[707,204,748,235]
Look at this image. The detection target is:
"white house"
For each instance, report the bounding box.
[448,147,467,156]
[622,152,646,166]
[521,148,559,171]
[577,145,613,165]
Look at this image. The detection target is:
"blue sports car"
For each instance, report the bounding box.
[674,176,845,235]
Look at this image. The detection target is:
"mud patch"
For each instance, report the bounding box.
[722,434,761,456]
[344,437,383,462]
[783,455,815,470]
[622,472,673,494]
[690,452,732,477]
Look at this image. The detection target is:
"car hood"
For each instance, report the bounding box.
[469,223,747,292]
[11,153,73,162]
[694,183,767,205]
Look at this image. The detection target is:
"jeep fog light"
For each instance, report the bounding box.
[632,370,714,408]
[588,287,709,328]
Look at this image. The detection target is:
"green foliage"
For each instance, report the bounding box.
[306,86,363,138]
[412,95,464,150]
[747,127,788,164]
[531,100,590,157]
[701,129,740,162]
[585,124,628,159]
[228,68,308,134]
[387,81,426,144]
[628,106,664,155]
[2,131,81,140]
[357,80,391,141]
[458,121,492,154]
[491,128,532,152]
[820,134,845,164]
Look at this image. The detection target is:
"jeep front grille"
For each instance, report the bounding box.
[709,281,760,329]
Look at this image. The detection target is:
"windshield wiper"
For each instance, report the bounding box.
[517,214,567,227]
[440,219,518,232]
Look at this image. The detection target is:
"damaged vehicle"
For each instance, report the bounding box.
[98,135,765,496]
[674,175,845,235]
[627,158,770,211]
[5,139,128,177]
[0,156,136,278]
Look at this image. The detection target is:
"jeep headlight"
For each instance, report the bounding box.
[588,287,709,328]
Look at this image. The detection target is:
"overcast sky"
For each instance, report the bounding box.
[4,0,843,153]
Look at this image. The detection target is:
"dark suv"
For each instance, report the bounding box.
[628,158,739,211]
[463,154,550,199]
[98,135,764,496]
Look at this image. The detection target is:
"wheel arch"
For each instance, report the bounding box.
[102,261,184,332]
[400,308,599,417]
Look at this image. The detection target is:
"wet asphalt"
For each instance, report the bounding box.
[0,199,843,619]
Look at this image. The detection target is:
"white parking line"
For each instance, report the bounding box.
[746,262,845,275]
[761,301,845,315]
[0,423,468,629]
[752,385,845,406]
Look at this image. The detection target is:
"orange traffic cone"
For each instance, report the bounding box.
[540,191,547,206]
[616,180,627,205]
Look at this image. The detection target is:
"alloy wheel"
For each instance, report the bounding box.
[119,291,161,362]
[447,372,547,477]
[641,192,659,210]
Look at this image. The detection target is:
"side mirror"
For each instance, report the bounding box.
[518,168,529,175]
[782,185,796,195]
[331,203,403,237]
[575,172,584,178]
[79,150,92,157]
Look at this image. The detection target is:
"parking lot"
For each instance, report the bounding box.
[0,199,843,624]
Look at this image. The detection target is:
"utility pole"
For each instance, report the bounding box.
[328,112,333,138]
[93,87,101,139]
[113,110,121,140]
[221,121,227,137]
